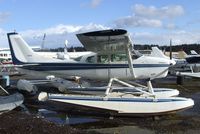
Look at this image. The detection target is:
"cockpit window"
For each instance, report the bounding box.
[111,54,127,62]
[97,52,141,63]
[98,55,109,63]
[97,54,127,63]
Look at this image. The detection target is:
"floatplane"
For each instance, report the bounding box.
[7,29,194,116]
[7,30,179,97]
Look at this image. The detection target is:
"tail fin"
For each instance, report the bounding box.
[151,47,169,59]
[190,50,198,55]
[7,32,71,64]
[7,32,38,64]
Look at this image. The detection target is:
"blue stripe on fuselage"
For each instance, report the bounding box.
[21,63,169,71]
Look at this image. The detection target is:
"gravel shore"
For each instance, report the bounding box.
[0,110,82,134]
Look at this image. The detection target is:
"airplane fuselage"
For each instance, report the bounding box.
[7,32,174,80]
[17,56,170,80]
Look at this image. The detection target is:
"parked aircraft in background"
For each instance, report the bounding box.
[0,48,12,64]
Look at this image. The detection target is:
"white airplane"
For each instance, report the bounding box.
[7,30,179,96]
[190,50,198,55]
[37,51,96,63]
[7,31,175,80]
[7,30,180,96]
[7,29,194,116]
[0,47,96,64]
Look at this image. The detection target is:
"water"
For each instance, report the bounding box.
[38,109,99,125]
[25,103,200,133]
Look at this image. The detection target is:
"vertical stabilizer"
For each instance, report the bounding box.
[7,32,75,64]
[7,32,37,64]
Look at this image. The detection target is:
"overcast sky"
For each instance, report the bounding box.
[1,0,200,48]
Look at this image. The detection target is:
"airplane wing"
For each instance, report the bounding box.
[76,29,129,54]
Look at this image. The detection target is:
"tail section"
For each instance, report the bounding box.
[7,32,75,64]
[7,32,37,64]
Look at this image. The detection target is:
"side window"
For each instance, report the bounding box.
[98,55,108,63]
[111,54,127,62]
[86,56,95,63]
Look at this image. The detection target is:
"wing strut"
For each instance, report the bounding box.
[126,35,136,78]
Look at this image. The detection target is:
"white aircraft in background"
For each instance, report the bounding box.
[0,48,12,64]
[0,46,96,64]
[176,50,200,79]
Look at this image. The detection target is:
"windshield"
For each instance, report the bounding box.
[132,50,142,59]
